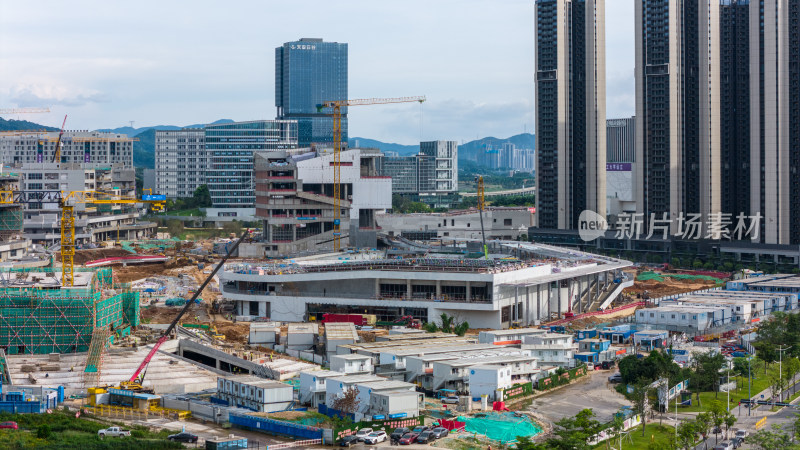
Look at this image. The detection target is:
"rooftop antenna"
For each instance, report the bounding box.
[129,120,135,129]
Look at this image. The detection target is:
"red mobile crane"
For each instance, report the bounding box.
[120,231,248,390]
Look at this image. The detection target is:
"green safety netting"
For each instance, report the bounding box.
[637,271,725,284]
[456,412,542,443]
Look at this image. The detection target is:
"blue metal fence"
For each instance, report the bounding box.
[229,413,323,440]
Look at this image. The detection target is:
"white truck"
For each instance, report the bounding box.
[97,427,131,438]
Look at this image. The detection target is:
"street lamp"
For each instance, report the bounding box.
[748,355,752,416]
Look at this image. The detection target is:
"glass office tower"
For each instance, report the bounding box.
[275,38,348,147]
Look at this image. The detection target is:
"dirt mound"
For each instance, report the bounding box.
[57,248,134,264]
[624,275,717,298]
[114,263,168,283]
[215,322,249,343]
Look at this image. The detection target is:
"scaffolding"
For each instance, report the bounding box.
[0,267,139,355]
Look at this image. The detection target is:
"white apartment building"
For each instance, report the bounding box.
[155,129,205,199]
[298,370,343,407]
[0,131,134,167]
[329,354,373,375]
[522,332,576,367]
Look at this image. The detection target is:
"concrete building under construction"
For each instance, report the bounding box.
[0,267,139,355]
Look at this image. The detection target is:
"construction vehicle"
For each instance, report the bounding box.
[316,96,425,251]
[119,230,248,392]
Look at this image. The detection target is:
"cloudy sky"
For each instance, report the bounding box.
[0,0,634,144]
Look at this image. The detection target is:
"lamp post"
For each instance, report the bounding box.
[748,355,752,416]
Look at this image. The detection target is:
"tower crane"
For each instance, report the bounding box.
[317,96,426,251]
[0,107,51,114]
[475,176,489,260]
[0,189,165,287]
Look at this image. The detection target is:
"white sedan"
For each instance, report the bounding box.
[363,431,388,444]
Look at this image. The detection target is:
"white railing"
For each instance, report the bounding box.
[267,439,323,449]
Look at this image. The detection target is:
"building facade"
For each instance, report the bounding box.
[155,129,206,199]
[205,120,297,211]
[606,117,635,163]
[634,0,800,245]
[275,38,348,147]
[0,131,134,168]
[534,0,606,229]
[378,141,459,207]
[635,0,722,234]
[253,148,390,257]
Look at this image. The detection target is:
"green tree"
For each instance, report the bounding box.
[630,380,655,437]
[166,219,184,238]
[192,184,211,207]
[222,220,243,236]
[527,408,603,450]
[746,424,797,450]
[708,400,727,444]
[676,420,698,450]
[787,357,800,396]
[694,412,712,448]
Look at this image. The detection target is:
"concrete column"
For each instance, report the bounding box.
[524,287,530,325]
[558,283,562,317]
[406,279,412,300]
[375,278,381,297]
[436,280,442,299]
[466,281,471,302]
[292,226,297,241]
[536,285,541,323]
[514,286,519,322]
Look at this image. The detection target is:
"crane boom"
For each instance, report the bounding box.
[127,230,248,385]
[476,176,489,260]
[51,115,67,163]
[0,107,51,114]
[316,96,426,251]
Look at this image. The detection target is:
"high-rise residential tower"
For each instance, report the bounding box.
[275,38,348,147]
[534,0,606,229]
[635,0,721,232]
[635,0,800,244]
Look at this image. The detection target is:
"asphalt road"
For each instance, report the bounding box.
[527,369,630,424]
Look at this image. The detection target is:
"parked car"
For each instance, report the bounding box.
[735,429,748,439]
[412,425,431,434]
[355,428,373,442]
[399,432,419,445]
[730,437,743,448]
[608,373,623,383]
[167,432,198,443]
[442,396,459,404]
[0,422,18,430]
[97,427,131,438]
[416,431,436,444]
[364,431,387,444]
[713,441,733,450]
[391,427,410,441]
[339,435,360,447]
[431,427,449,439]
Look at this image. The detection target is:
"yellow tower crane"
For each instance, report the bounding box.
[475,176,489,260]
[57,190,165,286]
[316,96,426,250]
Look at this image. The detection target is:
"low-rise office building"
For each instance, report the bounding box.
[467,365,513,401]
[432,353,539,393]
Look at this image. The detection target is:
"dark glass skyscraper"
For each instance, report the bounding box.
[534,0,606,230]
[275,38,348,147]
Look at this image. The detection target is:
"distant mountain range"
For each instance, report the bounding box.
[0,117,59,132]
[96,119,234,137]
[0,116,534,170]
[349,133,535,162]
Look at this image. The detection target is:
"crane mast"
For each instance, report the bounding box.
[318,96,426,250]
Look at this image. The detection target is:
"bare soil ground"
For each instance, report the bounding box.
[624,277,717,298]
[57,247,133,264]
